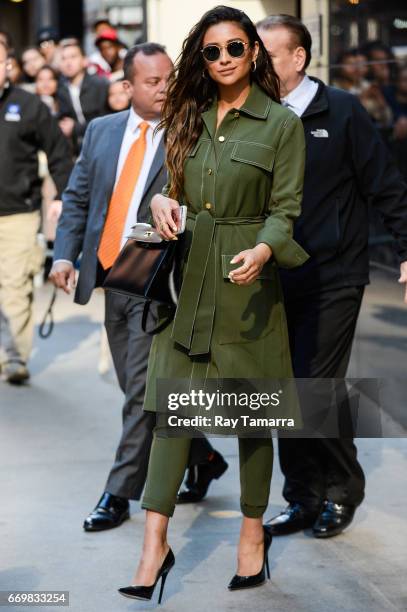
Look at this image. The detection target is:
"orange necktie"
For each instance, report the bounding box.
[98,121,150,269]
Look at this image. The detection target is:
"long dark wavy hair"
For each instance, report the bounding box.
[159,5,280,200]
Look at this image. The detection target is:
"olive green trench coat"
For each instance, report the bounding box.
[144,82,309,412]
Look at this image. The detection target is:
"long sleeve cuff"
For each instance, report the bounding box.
[256,227,310,269]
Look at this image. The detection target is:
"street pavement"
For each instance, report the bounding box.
[0,267,406,612]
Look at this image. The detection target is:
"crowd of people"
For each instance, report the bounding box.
[332,41,407,179]
[0,18,136,384]
[0,18,131,157]
[0,16,136,383]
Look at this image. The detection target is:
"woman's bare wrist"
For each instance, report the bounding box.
[254,242,273,264]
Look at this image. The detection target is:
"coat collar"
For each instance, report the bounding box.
[201,81,272,136]
[238,81,272,119]
[301,77,329,119]
[141,136,165,200]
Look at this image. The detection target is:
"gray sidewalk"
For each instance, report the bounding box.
[0,269,406,612]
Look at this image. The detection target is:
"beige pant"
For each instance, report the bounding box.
[0,211,43,364]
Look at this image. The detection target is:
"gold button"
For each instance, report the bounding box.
[234,112,239,118]
[205,203,212,210]
[208,168,212,175]
[218,136,225,142]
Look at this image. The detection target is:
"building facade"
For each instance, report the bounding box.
[0,0,83,51]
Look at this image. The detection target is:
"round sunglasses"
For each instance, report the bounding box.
[201,40,249,63]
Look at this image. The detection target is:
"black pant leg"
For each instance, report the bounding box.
[104,291,156,500]
[279,286,366,511]
[188,437,214,465]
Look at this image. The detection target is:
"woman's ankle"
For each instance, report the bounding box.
[240,517,264,543]
[142,510,169,551]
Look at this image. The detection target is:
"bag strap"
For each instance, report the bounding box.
[141,300,174,335]
[39,286,58,339]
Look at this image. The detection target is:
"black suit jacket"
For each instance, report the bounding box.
[53,110,167,304]
[57,72,109,155]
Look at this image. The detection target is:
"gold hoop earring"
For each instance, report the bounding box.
[251,60,257,72]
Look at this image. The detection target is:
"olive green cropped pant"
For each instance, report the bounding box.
[141,431,274,518]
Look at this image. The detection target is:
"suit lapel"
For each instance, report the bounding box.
[79,73,90,102]
[142,137,165,199]
[137,138,166,221]
[104,111,129,202]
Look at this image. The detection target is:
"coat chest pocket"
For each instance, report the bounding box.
[217,255,281,345]
[230,142,276,172]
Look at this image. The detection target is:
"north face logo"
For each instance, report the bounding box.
[311,129,329,138]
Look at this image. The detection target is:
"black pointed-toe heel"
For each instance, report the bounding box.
[118,548,175,604]
[228,526,272,591]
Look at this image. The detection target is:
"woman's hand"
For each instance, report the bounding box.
[150,194,180,240]
[229,243,272,286]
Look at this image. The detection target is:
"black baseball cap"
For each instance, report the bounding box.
[37,26,59,45]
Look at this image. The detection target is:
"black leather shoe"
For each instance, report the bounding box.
[312,500,356,538]
[265,503,319,536]
[176,450,228,503]
[83,492,130,532]
[228,526,272,591]
[118,548,175,605]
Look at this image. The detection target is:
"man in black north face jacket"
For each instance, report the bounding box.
[258,15,407,539]
[280,79,407,295]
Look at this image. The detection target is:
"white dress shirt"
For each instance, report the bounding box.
[117,108,163,248]
[68,82,86,125]
[281,75,319,118]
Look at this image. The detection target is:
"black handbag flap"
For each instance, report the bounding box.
[103,239,177,305]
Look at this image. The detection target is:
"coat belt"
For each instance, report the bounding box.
[171,210,266,356]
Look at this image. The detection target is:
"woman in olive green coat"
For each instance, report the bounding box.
[118,6,308,603]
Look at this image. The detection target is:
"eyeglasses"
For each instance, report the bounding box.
[201,40,249,62]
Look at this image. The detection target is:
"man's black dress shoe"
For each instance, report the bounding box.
[83,492,130,532]
[228,526,272,591]
[176,450,228,503]
[265,503,319,536]
[313,501,356,538]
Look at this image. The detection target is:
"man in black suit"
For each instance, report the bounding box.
[57,38,109,156]
[257,15,407,538]
[50,43,223,531]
